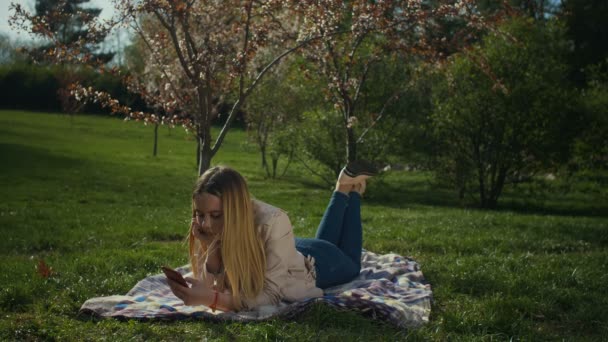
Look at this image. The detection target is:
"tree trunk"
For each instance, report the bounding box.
[346,126,357,163]
[153,123,159,157]
[485,166,508,210]
[197,129,213,176]
[271,154,279,179]
[260,145,270,177]
[198,143,212,176]
[196,139,201,167]
[458,186,466,201]
[478,164,487,208]
[484,197,498,209]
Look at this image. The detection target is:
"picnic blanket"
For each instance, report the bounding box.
[79,250,432,329]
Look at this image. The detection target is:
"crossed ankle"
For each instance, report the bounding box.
[335,183,352,194]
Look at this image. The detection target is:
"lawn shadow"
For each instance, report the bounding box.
[496,197,608,218]
[291,301,405,336]
[346,172,608,218]
[0,141,194,203]
[0,142,83,178]
[363,175,462,209]
[75,301,404,339]
[75,313,250,340]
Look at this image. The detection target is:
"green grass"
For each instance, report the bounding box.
[1,110,607,341]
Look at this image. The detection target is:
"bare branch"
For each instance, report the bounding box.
[238,0,254,96]
[356,91,402,144]
[344,31,368,83]
[294,153,334,186]
[352,58,376,105]
[211,25,358,156]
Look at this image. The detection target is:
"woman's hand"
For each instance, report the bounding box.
[167,276,213,306]
[191,218,221,249]
[191,217,223,275]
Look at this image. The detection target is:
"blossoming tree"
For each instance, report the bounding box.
[293,0,489,164]
[12,0,308,174]
[11,0,492,174]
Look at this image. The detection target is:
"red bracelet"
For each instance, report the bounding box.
[210,290,219,313]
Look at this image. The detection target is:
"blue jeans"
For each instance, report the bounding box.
[295,191,362,289]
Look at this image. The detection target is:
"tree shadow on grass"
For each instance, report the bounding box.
[496,197,608,218]
[363,176,462,209]
[278,171,459,207]
[0,141,193,204]
[342,173,608,219]
[75,302,404,339]
[0,143,84,178]
[0,142,127,202]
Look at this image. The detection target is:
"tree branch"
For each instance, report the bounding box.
[344,31,368,84]
[352,57,376,106]
[294,153,334,186]
[131,19,188,107]
[178,7,200,65]
[210,1,253,155]
[280,148,294,178]
[356,90,401,144]
[212,26,359,156]
[152,9,195,81]
[238,0,254,97]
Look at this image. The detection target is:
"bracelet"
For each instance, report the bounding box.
[210,290,219,313]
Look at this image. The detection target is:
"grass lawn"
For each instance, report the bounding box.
[0,110,607,341]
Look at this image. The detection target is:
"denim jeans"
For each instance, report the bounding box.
[295,191,362,289]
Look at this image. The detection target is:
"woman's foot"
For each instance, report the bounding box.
[337,160,378,186]
[351,180,366,196]
[335,182,352,195]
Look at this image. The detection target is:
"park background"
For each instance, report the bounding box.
[1,0,607,340]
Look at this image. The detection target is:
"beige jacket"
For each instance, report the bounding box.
[200,199,323,309]
[239,199,324,309]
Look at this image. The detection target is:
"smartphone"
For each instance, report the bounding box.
[161,266,189,287]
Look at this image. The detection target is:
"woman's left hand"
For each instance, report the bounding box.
[167,276,212,306]
[191,219,221,249]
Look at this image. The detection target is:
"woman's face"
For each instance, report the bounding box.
[193,192,224,237]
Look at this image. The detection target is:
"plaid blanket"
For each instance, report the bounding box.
[79,250,432,329]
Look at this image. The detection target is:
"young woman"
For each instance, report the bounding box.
[167,163,376,312]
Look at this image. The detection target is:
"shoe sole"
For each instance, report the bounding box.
[344,161,378,178]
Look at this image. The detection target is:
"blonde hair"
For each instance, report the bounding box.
[188,166,266,310]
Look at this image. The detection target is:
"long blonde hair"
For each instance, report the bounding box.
[188,166,266,310]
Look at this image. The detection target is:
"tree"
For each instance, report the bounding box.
[244,57,304,178]
[294,56,428,180]
[11,0,351,175]
[11,0,116,116]
[430,17,576,208]
[571,61,608,170]
[0,34,22,64]
[32,0,114,63]
[355,60,438,169]
[477,0,560,20]
[560,0,608,85]
[293,0,489,171]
